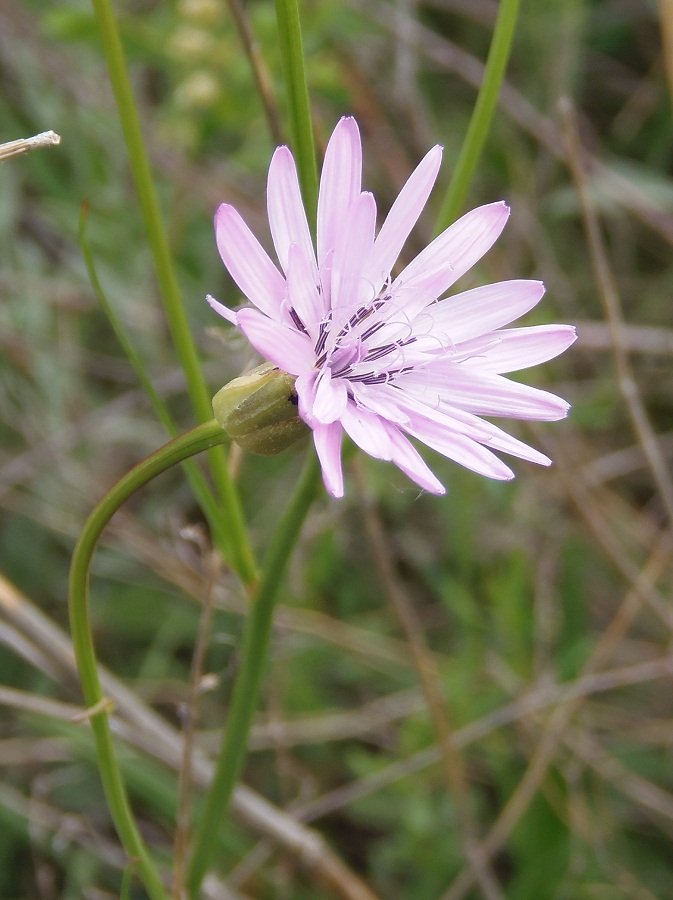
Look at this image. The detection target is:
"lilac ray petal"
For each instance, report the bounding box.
[405,367,571,420]
[384,424,446,494]
[313,368,349,424]
[236,309,314,376]
[388,386,497,441]
[267,146,316,275]
[403,398,551,466]
[341,404,393,460]
[367,145,443,293]
[215,204,286,319]
[313,422,344,497]
[350,382,410,425]
[468,418,552,466]
[286,243,326,338]
[393,202,510,300]
[430,280,546,344]
[329,191,377,333]
[403,415,516,480]
[295,371,319,424]
[206,294,238,325]
[317,117,362,270]
[485,435,551,467]
[459,324,578,373]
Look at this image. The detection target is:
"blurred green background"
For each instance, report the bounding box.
[2,0,673,897]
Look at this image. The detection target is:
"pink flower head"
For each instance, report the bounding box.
[210,117,576,498]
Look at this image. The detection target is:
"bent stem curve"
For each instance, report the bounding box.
[69,419,229,900]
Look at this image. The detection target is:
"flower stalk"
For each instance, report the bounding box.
[273,0,318,224]
[90,0,256,586]
[435,0,521,232]
[185,451,322,898]
[69,420,230,900]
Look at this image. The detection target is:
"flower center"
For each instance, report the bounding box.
[307,291,420,387]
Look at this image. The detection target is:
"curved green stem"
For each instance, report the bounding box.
[78,206,232,559]
[186,451,322,898]
[434,0,521,233]
[274,0,319,225]
[90,0,257,586]
[184,5,323,890]
[69,420,229,900]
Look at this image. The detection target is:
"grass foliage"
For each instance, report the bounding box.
[2,0,673,897]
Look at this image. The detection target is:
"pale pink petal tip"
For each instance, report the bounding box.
[210,117,575,497]
[206,294,238,325]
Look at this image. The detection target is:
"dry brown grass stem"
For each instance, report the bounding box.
[441,531,673,900]
[225,0,284,146]
[290,652,673,825]
[173,533,220,899]
[535,430,673,632]
[0,779,128,868]
[355,463,505,900]
[4,571,673,896]
[573,321,673,357]
[657,0,673,106]
[561,97,673,527]
[353,0,673,248]
[563,727,673,835]
[110,509,444,671]
[0,572,379,900]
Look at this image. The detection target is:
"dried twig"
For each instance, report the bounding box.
[0,131,60,162]
[441,531,673,900]
[355,463,505,900]
[0,573,380,900]
[561,97,673,527]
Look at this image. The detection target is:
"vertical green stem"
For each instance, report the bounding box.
[69,420,230,900]
[185,5,323,888]
[90,0,257,585]
[434,0,521,233]
[185,452,322,898]
[274,0,319,224]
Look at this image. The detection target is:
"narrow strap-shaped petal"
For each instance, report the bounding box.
[430,280,546,344]
[367,145,443,293]
[236,309,314,376]
[393,201,510,301]
[341,404,392,460]
[403,415,515,480]
[286,243,328,337]
[313,422,344,497]
[267,146,316,275]
[215,204,286,319]
[406,366,571,421]
[329,191,377,338]
[350,382,410,425]
[295,370,319,424]
[387,385,496,441]
[459,324,578,373]
[317,117,362,269]
[206,294,238,325]
[312,368,349,423]
[471,418,552,466]
[384,424,446,494]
